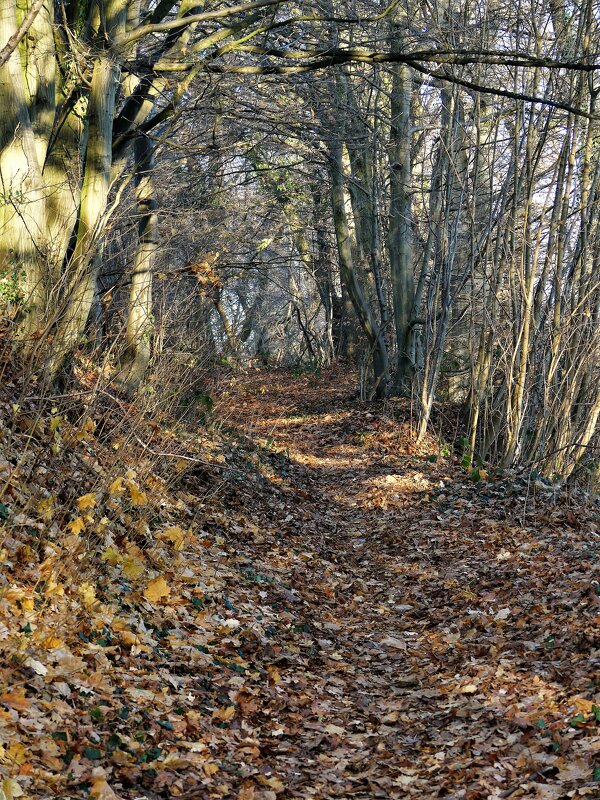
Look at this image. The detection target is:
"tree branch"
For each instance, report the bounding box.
[0,0,46,69]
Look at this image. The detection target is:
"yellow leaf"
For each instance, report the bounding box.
[144,577,170,603]
[37,496,54,521]
[122,556,145,580]
[77,492,96,511]
[158,526,186,551]
[0,778,24,800]
[128,482,147,506]
[43,635,64,650]
[203,763,219,777]
[49,415,63,432]
[45,576,64,598]
[101,547,122,565]
[68,517,86,534]
[108,476,125,495]
[76,417,96,441]
[78,582,99,609]
[20,596,34,612]
[5,742,27,765]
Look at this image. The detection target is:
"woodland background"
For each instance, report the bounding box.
[1,0,599,478]
[1,3,600,798]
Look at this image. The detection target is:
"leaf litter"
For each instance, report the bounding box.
[0,364,599,799]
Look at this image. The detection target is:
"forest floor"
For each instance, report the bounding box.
[0,365,599,799]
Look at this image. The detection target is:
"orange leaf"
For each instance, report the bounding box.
[0,691,30,712]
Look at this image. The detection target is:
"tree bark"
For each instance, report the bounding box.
[46,0,127,379]
[116,135,157,393]
[388,18,415,396]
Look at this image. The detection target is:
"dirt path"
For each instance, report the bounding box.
[4,366,598,800]
[211,368,600,799]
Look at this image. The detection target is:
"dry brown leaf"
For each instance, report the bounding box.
[89,776,122,800]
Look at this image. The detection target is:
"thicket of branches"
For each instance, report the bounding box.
[0,0,599,479]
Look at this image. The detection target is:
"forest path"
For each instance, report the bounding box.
[211,367,600,800]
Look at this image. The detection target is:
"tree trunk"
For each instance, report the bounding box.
[0,0,47,338]
[116,135,157,393]
[388,24,415,395]
[330,139,389,397]
[45,0,127,379]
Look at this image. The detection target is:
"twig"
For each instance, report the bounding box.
[130,431,220,469]
[0,0,46,69]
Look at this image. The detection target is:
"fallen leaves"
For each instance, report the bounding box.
[380,634,407,650]
[0,779,24,800]
[157,525,187,550]
[0,367,599,800]
[0,691,29,712]
[78,492,97,511]
[143,576,170,603]
[212,705,236,721]
[89,779,118,799]
[68,516,86,534]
